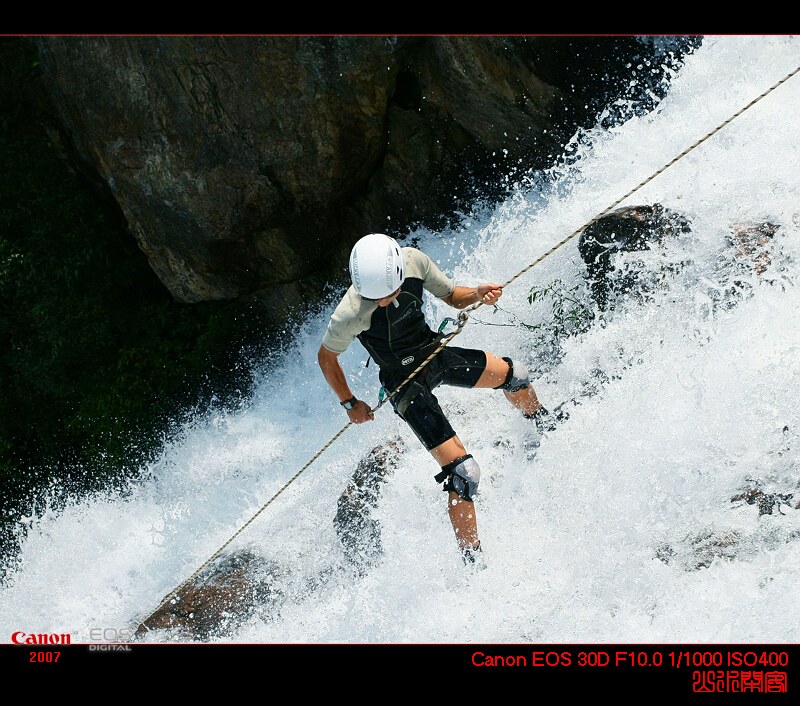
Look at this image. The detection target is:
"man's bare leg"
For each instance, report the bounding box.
[474,351,544,416]
[423,353,556,561]
[431,436,480,553]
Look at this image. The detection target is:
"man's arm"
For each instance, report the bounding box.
[317,345,374,424]
[442,283,504,309]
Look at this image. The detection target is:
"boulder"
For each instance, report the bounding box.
[577,205,782,310]
[334,436,404,573]
[577,203,692,310]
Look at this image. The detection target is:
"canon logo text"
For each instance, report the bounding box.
[11,631,72,645]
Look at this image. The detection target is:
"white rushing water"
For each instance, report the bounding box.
[3,35,799,645]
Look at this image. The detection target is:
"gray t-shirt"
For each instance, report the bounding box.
[321,247,456,354]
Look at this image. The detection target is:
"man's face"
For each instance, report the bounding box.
[375,288,401,307]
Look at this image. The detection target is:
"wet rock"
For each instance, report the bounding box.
[730,426,799,516]
[578,203,692,310]
[133,436,402,640]
[727,221,781,276]
[655,528,742,571]
[656,473,799,572]
[334,436,404,573]
[577,205,783,311]
[731,487,798,516]
[133,549,287,641]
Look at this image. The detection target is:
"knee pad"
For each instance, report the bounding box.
[496,356,530,392]
[434,454,481,502]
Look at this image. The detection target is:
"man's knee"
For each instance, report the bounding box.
[494,356,531,393]
[434,454,481,502]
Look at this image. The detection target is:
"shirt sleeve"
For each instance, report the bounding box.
[408,248,455,298]
[320,287,375,354]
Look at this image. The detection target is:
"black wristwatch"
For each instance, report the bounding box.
[340,397,357,410]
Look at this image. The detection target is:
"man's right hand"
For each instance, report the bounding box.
[347,400,374,424]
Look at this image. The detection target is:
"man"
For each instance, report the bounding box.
[317,232,559,565]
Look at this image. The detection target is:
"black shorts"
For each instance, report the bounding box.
[379,346,488,451]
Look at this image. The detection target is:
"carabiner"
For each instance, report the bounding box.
[438,317,457,334]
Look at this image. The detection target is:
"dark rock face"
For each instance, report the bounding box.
[32,36,697,326]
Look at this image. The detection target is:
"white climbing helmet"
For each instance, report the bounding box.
[348,233,405,299]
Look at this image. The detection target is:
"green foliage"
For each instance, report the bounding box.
[470,279,595,379]
[527,278,596,340]
[516,278,597,377]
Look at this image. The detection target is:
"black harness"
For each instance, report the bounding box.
[357,277,442,373]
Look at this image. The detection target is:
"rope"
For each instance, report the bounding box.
[132,63,799,638]
[133,418,357,637]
